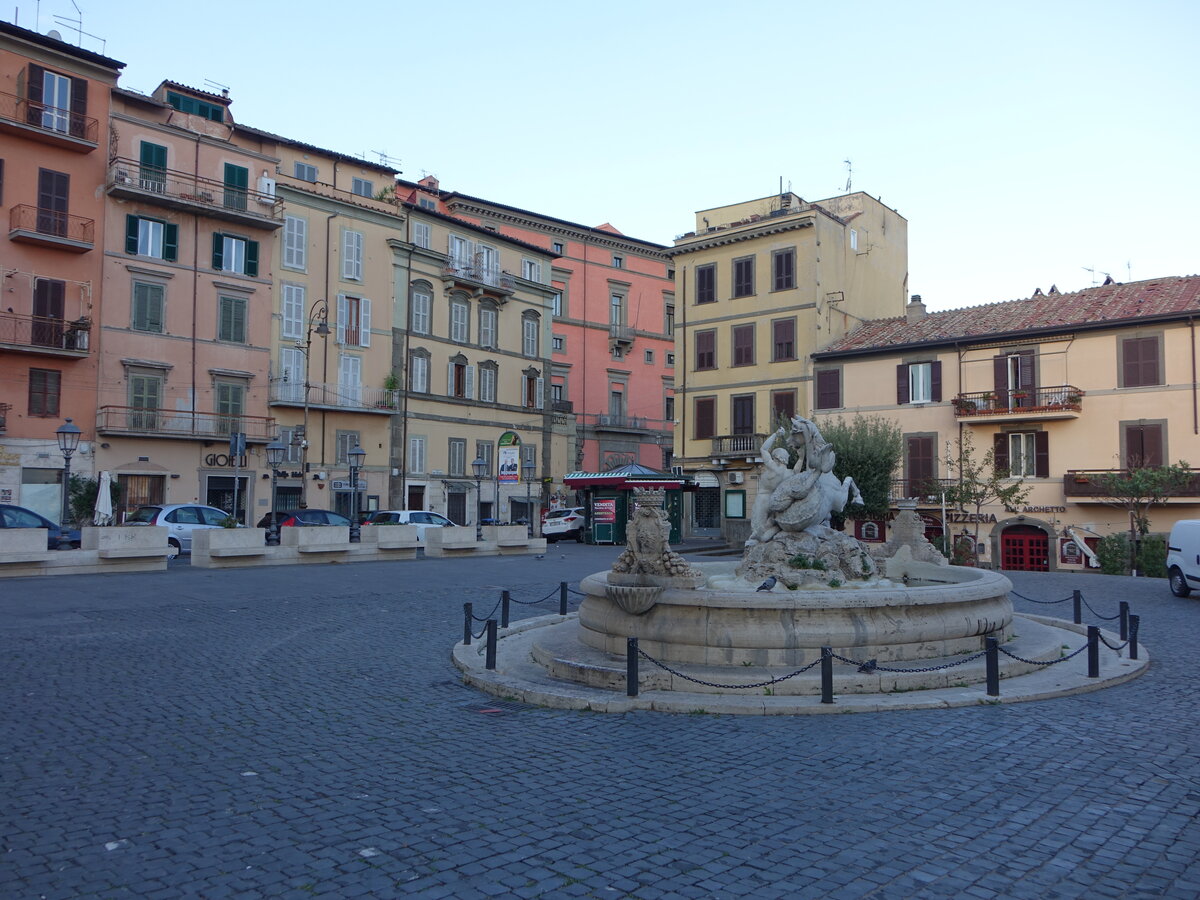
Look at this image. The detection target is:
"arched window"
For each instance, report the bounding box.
[408,347,430,394]
[478,300,498,349]
[410,280,434,335]
[449,292,470,343]
[522,310,540,358]
[478,360,498,403]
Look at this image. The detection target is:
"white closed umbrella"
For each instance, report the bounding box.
[93,471,113,526]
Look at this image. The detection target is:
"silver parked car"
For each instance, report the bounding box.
[126,504,235,558]
[361,509,457,541]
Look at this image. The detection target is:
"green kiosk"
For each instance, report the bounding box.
[563,463,694,545]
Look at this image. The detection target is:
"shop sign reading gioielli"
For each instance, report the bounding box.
[204,453,248,468]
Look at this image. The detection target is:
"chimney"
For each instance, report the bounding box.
[906,294,927,324]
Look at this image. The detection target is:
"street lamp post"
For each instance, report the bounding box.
[348,443,366,543]
[265,439,286,546]
[471,455,487,541]
[55,418,81,549]
[299,299,330,509]
[522,459,536,538]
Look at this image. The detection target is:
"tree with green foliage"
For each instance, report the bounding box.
[1091,459,1193,574]
[815,414,904,527]
[942,430,1032,564]
[67,474,120,526]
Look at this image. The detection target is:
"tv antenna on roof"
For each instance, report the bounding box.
[204,79,231,97]
[843,159,853,193]
[371,150,403,169]
[1082,266,1113,287]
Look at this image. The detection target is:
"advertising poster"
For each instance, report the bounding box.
[1060,538,1084,566]
[593,498,616,524]
[497,431,521,484]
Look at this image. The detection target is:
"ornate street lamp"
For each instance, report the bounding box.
[347,443,366,543]
[522,458,537,538]
[299,299,330,509]
[471,455,488,541]
[265,439,286,546]
[55,418,81,549]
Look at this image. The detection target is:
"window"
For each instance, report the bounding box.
[476,441,494,476]
[608,293,624,328]
[522,371,545,409]
[412,221,431,249]
[165,90,223,122]
[696,264,716,304]
[40,69,71,132]
[411,287,431,335]
[479,306,497,349]
[814,369,841,410]
[993,350,1036,403]
[335,430,361,465]
[28,368,61,416]
[294,162,318,182]
[995,431,1046,478]
[904,434,936,497]
[849,229,858,251]
[132,281,165,333]
[215,381,245,431]
[552,335,565,353]
[611,346,624,360]
[695,330,716,370]
[612,254,624,269]
[337,294,371,348]
[342,229,364,281]
[408,351,430,393]
[732,324,755,366]
[666,352,675,366]
[37,168,69,237]
[278,347,305,401]
[665,394,675,420]
[644,349,655,365]
[551,382,565,403]
[218,295,247,343]
[897,361,942,404]
[772,318,796,361]
[408,436,426,474]
[138,141,166,192]
[212,233,259,276]
[283,216,307,270]
[733,256,754,298]
[695,397,716,440]
[278,426,303,464]
[451,298,470,343]
[665,303,675,336]
[550,291,563,317]
[128,373,163,429]
[732,394,754,435]
[338,354,362,405]
[447,358,475,399]
[125,215,178,261]
[281,283,305,339]
[1121,336,1162,388]
[773,248,796,291]
[31,278,64,347]
[523,313,540,357]
[552,241,565,255]
[1123,421,1165,468]
[771,389,797,421]
[448,438,467,477]
[351,177,373,197]
[479,363,497,403]
[223,163,248,211]
[522,259,542,281]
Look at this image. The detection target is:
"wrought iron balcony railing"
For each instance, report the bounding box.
[0,90,99,145]
[954,385,1084,418]
[107,158,283,225]
[889,477,959,504]
[269,380,399,411]
[0,311,90,354]
[9,204,95,250]
[1063,469,1200,498]
[96,406,276,441]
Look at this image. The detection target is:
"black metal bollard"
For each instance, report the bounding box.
[463,602,473,646]
[627,637,639,697]
[501,590,511,629]
[485,619,497,670]
[1119,601,1130,641]
[1087,625,1100,678]
[986,637,1000,697]
[1129,615,1140,660]
[820,647,834,704]
[559,582,568,616]
[1073,590,1083,625]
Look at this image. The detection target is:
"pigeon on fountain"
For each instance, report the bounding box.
[756,576,777,592]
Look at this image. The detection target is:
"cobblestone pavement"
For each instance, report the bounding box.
[2,547,1198,899]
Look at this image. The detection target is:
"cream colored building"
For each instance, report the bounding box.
[666,191,908,538]
[812,277,1200,571]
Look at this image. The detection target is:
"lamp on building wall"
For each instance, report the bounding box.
[347,443,366,542]
[265,439,286,546]
[299,298,330,509]
[472,455,488,541]
[522,458,537,538]
[55,418,81,549]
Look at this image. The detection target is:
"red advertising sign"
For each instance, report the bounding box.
[1059,538,1084,565]
[593,498,616,524]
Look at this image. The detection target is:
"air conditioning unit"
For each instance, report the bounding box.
[728,471,744,485]
[257,175,276,204]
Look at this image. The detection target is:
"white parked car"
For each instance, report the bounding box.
[126,503,237,558]
[542,507,586,543]
[1166,519,1200,597]
[361,510,457,541]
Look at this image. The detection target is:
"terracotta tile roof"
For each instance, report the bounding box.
[816,276,1200,358]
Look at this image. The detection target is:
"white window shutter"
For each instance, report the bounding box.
[536,376,545,409]
[336,294,347,344]
[465,365,475,400]
[360,298,371,347]
[447,361,455,396]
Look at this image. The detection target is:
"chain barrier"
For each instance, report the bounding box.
[508,586,561,607]
[829,650,987,674]
[567,588,587,598]
[636,646,823,689]
[469,596,503,624]
[1098,633,1130,652]
[997,642,1089,666]
[1080,597,1122,621]
[472,620,492,641]
[1010,590,1072,605]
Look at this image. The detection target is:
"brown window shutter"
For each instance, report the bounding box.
[69,77,87,138]
[695,398,715,439]
[896,364,910,405]
[993,354,1008,398]
[930,361,942,402]
[816,370,841,410]
[25,64,44,126]
[1035,431,1049,478]
[1142,424,1164,467]
[993,432,1009,473]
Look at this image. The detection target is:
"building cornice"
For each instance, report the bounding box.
[666,215,816,257]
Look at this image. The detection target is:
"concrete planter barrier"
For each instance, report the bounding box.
[425,526,498,558]
[281,525,350,553]
[482,525,547,556]
[360,524,420,557]
[191,528,268,567]
[0,525,169,577]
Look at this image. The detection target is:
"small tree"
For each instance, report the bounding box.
[67,474,120,526]
[817,414,904,528]
[1091,459,1193,574]
[942,431,1031,564]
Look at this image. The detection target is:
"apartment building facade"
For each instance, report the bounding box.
[666,190,909,539]
[812,277,1200,571]
[0,22,122,522]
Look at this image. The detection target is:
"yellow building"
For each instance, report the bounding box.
[666,190,908,539]
[812,277,1200,571]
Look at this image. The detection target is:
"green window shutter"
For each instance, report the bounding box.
[245,240,259,277]
[212,233,223,270]
[223,164,248,189]
[163,223,178,261]
[126,215,140,255]
[139,141,167,169]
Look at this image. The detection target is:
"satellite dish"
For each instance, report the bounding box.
[47,29,62,40]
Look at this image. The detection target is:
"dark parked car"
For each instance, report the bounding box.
[0,504,81,549]
[256,509,352,528]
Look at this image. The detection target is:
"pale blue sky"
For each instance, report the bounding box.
[16,0,1198,311]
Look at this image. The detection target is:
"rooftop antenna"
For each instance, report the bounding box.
[371,150,402,169]
[1082,266,1112,287]
[1127,260,1133,282]
[204,79,231,97]
[843,159,852,193]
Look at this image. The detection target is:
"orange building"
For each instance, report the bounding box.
[0,22,123,522]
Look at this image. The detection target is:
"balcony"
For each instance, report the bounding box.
[9,204,95,252]
[0,91,99,150]
[609,324,635,346]
[269,380,399,414]
[96,406,276,441]
[889,478,959,505]
[1063,469,1200,501]
[441,259,516,296]
[954,385,1083,423]
[0,311,91,358]
[711,433,768,457]
[107,158,283,229]
[552,399,574,414]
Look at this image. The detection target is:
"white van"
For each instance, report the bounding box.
[1166,519,1200,597]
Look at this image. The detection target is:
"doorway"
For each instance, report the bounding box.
[1001,524,1049,571]
[206,475,249,524]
